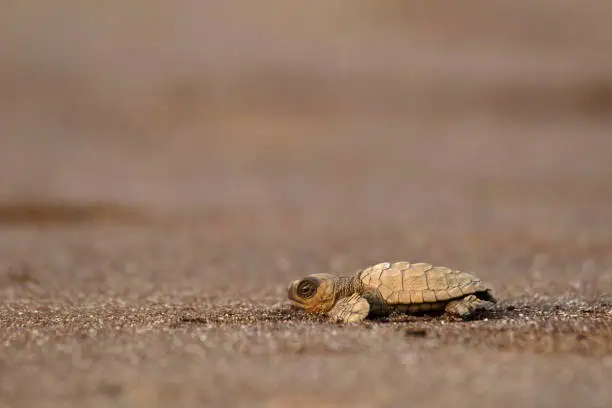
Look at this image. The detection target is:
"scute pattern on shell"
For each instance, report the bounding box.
[359,261,491,305]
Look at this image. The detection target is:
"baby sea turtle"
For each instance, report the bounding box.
[287,261,496,323]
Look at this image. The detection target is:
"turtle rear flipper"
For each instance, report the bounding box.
[444,294,489,320]
[328,294,370,323]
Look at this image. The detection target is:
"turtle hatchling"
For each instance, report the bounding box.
[287,261,497,323]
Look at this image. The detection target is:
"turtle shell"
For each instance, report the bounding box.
[358,261,493,305]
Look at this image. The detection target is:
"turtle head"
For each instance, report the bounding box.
[287,273,338,314]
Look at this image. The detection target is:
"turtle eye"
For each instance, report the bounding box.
[296,277,319,299]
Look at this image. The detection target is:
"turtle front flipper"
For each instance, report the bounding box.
[328,293,370,323]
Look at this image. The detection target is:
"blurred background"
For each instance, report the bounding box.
[2,3,612,405]
[0,0,611,241]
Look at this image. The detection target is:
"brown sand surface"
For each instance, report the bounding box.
[1,2,612,407]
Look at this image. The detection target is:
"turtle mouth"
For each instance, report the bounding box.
[288,299,305,309]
